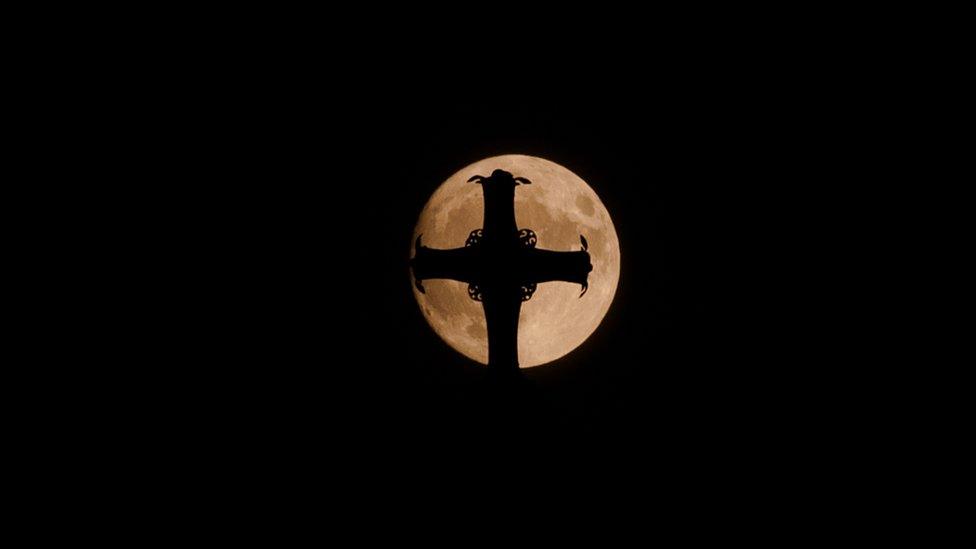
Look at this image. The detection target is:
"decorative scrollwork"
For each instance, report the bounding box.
[520,283,537,301]
[467,283,483,302]
[465,229,484,247]
[518,228,537,248]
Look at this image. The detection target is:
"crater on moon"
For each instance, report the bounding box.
[575,194,595,216]
[411,155,620,368]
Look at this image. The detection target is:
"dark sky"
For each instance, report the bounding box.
[167,81,866,477]
[81,15,913,522]
[79,12,934,525]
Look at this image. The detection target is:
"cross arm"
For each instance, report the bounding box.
[521,247,593,294]
[410,237,481,293]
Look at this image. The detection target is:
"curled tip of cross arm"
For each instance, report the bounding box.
[580,282,588,297]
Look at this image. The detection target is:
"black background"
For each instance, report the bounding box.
[42,10,931,530]
[150,53,877,484]
[176,95,838,458]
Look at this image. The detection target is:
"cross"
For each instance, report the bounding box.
[411,169,593,373]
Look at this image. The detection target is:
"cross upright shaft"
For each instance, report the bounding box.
[481,173,518,244]
[412,169,593,373]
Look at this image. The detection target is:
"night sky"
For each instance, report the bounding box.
[172,86,857,474]
[84,15,904,523]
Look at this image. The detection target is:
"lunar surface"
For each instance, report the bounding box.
[411,155,620,368]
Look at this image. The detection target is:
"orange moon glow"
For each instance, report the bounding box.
[411,155,620,368]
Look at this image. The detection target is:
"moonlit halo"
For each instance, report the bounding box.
[411,155,620,368]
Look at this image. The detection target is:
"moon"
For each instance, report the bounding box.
[411,155,620,368]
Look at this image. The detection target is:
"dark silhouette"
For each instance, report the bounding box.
[411,169,592,374]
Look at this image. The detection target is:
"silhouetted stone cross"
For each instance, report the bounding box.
[411,169,592,373]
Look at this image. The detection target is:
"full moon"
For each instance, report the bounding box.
[411,155,620,368]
